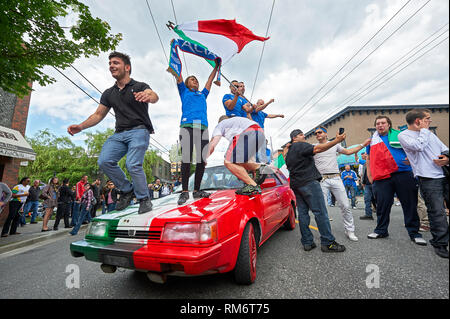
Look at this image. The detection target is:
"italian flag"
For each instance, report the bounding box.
[174,19,269,65]
[369,132,398,181]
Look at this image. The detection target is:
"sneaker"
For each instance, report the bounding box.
[193,190,210,199]
[367,232,388,239]
[138,197,153,214]
[419,225,430,232]
[345,231,358,241]
[394,201,401,206]
[235,184,262,196]
[412,237,427,246]
[360,215,374,220]
[321,241,346,253]
[177,192,190,205]
[434,246,449,258]
[116,190,134,211]
[303,242,317,251]
[352,206,357,209]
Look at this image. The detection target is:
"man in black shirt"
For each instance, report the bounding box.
[68,52,158,214]
[284,129,347,253]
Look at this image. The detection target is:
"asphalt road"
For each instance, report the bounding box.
[0,204,448,299]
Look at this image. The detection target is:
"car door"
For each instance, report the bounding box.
[259,173,282,241]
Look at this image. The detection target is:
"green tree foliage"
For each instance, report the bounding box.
[0,0,122,97]
[19,129,162,186]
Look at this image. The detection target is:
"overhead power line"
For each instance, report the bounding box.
[277,0,432,138]
[250,0,276,101]
[276,0,413,136]
[170,0,189,75]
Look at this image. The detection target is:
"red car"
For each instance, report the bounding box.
[70,164,296,284]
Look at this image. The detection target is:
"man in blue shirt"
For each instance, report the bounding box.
[222,80,250,118]
[341,165,358,209]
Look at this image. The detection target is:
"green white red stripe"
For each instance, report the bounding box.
[174,19,269,65]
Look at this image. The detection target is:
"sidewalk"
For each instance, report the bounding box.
[0,218,88,255]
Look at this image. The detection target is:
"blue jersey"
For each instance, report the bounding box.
[222,94,248,118]
[178,82,209,127]
[251,111,268,128]
[341,170,357,187]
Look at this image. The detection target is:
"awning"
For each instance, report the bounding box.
[0,125,36,161]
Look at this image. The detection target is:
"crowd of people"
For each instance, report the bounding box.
[1,52,448,260]
[0,175,178,238]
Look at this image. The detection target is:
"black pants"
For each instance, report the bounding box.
[179,127,209,192]
[373,171,421,239]
[54,202,71,229]
[1,201,22,236]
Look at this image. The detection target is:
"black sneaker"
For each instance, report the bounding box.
[177,192,190,205]
[138,197,153,214]
[116,191,134,211]
[235,184,262,196]
[193,190,210,199]
[321,241,346,253]
[434,246,449,259]
[360,215,374,220]
[303,243,317,251]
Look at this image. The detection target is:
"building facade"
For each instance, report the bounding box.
[305,104,449,147]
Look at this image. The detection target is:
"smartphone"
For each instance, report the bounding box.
[339,128,345,135]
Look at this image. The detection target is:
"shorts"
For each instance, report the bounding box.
[225,125,267,163]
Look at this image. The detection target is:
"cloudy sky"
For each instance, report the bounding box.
[27,0,449,162]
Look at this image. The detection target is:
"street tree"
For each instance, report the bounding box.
[0,0,122,97]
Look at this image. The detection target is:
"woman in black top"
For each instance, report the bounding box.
[54,178,72,230]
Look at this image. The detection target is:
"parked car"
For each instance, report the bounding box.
[70,164,296,284]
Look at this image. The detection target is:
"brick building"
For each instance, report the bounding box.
[0,86,35,225]
[304,104,449,147]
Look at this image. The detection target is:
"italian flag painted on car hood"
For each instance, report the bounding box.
[174,19,269,65]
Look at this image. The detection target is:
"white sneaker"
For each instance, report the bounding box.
[412,237,427,246]
[345,231,358,241]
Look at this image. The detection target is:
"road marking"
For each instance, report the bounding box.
[295,220,318,231]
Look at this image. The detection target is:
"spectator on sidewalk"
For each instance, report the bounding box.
[398,109,449,258]
[71,175,88,227]
[1,177,30,237]
[356,153,377,220]
[104,181,118,212]
[0,182,12,215]
[90,179,101,218]
[41,177,59,232]
[366,115,425,246]
[70,183,94,236]
[341,165,358,209]
[23,179,41,224]
[54,178,72,230]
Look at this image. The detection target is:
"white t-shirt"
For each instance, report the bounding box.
[398,128,448,178]
[211,117,258,142]
[313,143,345,174]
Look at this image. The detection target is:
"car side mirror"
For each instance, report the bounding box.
[261,178,277,189]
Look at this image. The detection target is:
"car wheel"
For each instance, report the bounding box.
[283,204,296,230]
[234,222,257,285]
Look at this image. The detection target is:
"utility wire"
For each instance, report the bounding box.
[278,0,432,137]
[250,0,275,101]
[277,0,413,134]
[170,0,189,75]
[303,32,448,133]
[145,0,169,64]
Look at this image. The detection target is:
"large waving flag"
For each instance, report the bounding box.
[173,19,270,66]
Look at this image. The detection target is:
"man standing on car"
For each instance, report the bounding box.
[283,129,346,253]
[68,52,158,215]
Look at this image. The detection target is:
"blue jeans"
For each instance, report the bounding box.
[71,202,80,226]
[98,128,150,200]
[363,184,376,217]
[344,184,356,207]
[107,203,116,212]
[292,180,335,246]
[70,204,90,235]
[418,177,449,247]
[24,201,39,223]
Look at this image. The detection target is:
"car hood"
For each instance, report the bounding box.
[94,190,238,228]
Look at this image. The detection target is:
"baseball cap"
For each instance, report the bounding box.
[290,129,303,141]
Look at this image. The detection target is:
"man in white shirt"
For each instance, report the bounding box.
[398,109,449,258]
[207,115,268,196]
[313,126,371,242]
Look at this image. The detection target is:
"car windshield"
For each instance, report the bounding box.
[173,165,244,193]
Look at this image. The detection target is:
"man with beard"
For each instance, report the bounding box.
[68,52,158,214]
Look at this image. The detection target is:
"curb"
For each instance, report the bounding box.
[0,224,88,255]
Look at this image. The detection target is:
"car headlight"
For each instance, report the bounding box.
[162,220,218,244]
[87,221,108,238]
